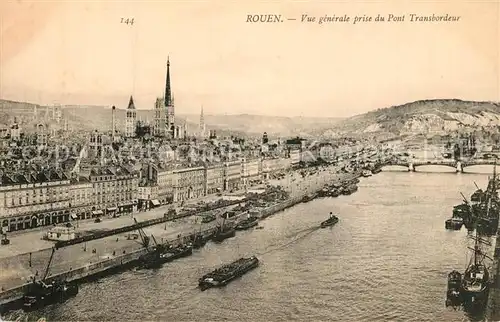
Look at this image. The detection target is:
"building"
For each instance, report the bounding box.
[10,118,21,141]
[223,160,241,192]
[46,226,76,241]
[125,96,137,138]
[199,106,206,138]
[289,149,301,166]
[261,157,290,179]
[241,157,261,188]
[69,179,94,219]
[205,163,224,195]
[172,166,205,202]
[137,184,159,210]
[0,171,72,232]
[87,166,139,216]
[153,58,186,139]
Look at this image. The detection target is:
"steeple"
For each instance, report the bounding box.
[127,96,135,109]
[165,57,172,106]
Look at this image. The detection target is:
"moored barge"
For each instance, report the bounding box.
[199,256,260,291]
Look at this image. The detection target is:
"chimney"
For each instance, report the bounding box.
[111,106,116,139]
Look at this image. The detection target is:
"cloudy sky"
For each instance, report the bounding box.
[0,1,498,117]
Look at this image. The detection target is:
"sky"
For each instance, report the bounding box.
[0,0,498,118]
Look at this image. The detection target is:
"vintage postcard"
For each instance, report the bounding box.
[0,1,498,321]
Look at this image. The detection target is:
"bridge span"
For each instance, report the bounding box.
[382,159,498,173]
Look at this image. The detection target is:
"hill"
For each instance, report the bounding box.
[0,99,343,137]
[326,99,500,138]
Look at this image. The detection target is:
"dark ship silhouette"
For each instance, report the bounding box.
[198,256,259,291]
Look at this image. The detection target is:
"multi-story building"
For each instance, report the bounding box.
[157,168,175,204]
[205,163,224,195]
[289,149,301,166]
[87,166,139,216]
[223,160,241,192]
[241,157,261,188]
[69,179,94,219]
[137,184,159,210]
[172,166,205,202]
[261,157,291,179]
[0,171,72,232]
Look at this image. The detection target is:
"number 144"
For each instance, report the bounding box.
[121,18,134,25]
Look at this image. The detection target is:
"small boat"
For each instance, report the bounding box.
[321,213,339,228]
[446,270,463,307]
[235,215,258,231]
[255,226,264,230]
[445,217,463,230]
[361,170,372,177]
[24,279,78,311]
[199,256,260,291]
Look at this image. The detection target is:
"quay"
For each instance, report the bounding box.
[0,167,364,312]
[486,227,500,320]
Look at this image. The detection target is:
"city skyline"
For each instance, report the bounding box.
[0,1,498,118]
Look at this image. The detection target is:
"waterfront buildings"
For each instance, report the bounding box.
[173,166,205,202]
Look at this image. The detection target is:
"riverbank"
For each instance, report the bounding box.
[0,166,364,312]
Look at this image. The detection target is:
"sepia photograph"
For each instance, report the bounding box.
[0,1,499,321]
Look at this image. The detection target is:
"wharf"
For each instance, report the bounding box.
[485,228,500,320]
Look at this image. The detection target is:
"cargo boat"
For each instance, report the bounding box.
[321,213,339,228]
[235,215,258,230]
[190,231,213,249]
[23,248,79,311]
[198,256,260,291]
[23,279,78,311]
[138,243,193,269]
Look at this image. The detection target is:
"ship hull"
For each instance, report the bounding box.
[139,246,193,269]
[213,229,236,243]
[235,220,258,231]
[199,258,259,291]
[23,282,79,312]
[320,218,339,228]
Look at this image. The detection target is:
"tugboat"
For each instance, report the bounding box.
[23,248,79,311]
[235,214,258,231]
[445,270,462,307]
[212,216,236,243]
[198,256,259,291]
[320,212,339,228]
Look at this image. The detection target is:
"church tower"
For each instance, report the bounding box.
[125,95,137,138]
[199,105,206,138]
[154,57,176,138]
[165,57,175,137]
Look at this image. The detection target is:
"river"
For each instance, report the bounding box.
[6,166,498,322]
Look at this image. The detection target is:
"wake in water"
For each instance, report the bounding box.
[258,225,321,256]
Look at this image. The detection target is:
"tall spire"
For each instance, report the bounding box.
[127,96,135,109]
[165,56,172,106]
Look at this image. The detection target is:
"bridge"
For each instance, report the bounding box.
[383,158,498,173]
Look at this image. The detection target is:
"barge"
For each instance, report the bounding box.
[199,256,260,291]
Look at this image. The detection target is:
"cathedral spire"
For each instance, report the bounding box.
[165,57,172,106]
[127,95,135,109]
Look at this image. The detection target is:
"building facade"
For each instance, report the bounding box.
[0,172,72,232]
[172,166,205,202]
[205,163,224,195]
[88,166,139,216]
[223,160,241,192]
[241,157,261,188]
[157,169,175,204]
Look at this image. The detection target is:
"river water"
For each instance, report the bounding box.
[7,166,498,322]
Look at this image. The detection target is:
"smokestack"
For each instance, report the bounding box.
[111,106,116,139]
